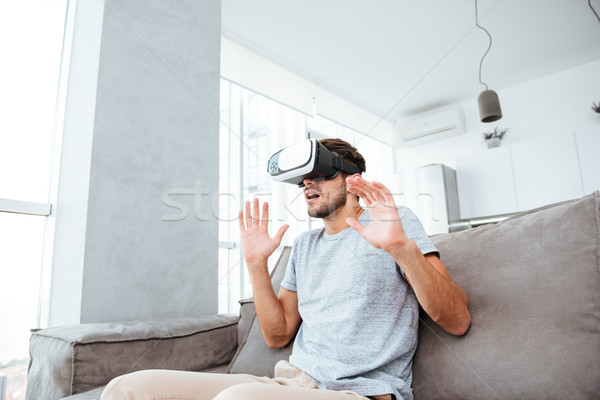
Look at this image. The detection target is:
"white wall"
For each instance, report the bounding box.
[222,37,600,220]
[221,36,395,143]
[392,59,600,219]
[393,59,600,173]
[223,36,599,180]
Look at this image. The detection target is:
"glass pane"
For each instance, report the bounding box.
[0,212,47,400]
[217,248,230,313]
[0,1,68,203]
[219,80,232,243]
[218,81,243,314]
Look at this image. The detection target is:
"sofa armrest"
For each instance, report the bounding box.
[26,314,238,400]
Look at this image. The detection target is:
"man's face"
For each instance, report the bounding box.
[302,175,348,219]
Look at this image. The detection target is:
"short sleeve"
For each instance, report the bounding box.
[398,206,439,257]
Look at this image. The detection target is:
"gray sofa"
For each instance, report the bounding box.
[27,191,600,399]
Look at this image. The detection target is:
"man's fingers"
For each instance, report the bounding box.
[244,201,252,228]
[274,224,289,245]
[347,185,373,206]
[252,198,260,225]
[372,181,394,203]
[347,176,381,205]
[370,182,387,203]
[238,210,246,231]
[261,201,269,225]
[349,176,395,205]
[347,176,376,195]
[346,217,365,234]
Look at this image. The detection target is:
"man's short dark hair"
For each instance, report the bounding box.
[319,138,366,175]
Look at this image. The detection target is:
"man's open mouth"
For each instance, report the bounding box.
[305,190,320,200]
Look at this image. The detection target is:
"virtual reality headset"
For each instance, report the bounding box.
[267,139,362,187]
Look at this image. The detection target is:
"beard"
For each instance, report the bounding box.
[307,184,348,219]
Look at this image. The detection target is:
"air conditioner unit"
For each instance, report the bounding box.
[395,108,465,147]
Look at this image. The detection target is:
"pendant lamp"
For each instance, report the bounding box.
[475,0,502,123]
[478,89,502,123]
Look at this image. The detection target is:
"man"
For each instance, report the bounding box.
[101,138,470,400]
[240,138,470,400]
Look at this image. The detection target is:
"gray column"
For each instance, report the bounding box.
[49,0,221,325]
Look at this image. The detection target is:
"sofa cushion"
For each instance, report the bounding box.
[227,246,294,377]
[413,191,600,399]
[60,387,105,400]
[27,315,238,399]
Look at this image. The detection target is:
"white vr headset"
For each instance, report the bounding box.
[267,139,361,187]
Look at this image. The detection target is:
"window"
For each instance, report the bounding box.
[218,80,394,314]
[0,1,69,399]
[218,80,313,313]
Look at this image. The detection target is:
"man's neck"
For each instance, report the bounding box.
[323,202,364,235]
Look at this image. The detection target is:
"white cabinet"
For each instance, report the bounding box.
[511,134,584,211]
[455,128,596,219]
[575,125,600,194]
[455,146,518,219]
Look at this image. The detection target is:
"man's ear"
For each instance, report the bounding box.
[345,173,361,182]
[345,177,361,201]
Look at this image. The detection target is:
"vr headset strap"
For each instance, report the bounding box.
[332,151,361,175]
[300,152,361,186]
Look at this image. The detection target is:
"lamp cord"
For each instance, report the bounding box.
[475,0,492,90]
[589,0,600,23]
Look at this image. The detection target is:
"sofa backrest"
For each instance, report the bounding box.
[228,192,600,399]
[413,191,600,399]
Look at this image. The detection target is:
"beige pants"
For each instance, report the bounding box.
[100,361,391,400]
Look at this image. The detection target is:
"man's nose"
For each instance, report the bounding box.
[302,177,315,187]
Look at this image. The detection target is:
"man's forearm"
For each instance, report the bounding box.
[246,260,292,348]
[387,240,471,335]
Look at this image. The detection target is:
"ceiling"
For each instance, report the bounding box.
[221,0,600,123]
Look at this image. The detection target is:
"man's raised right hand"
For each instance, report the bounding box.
[238,198,289,267]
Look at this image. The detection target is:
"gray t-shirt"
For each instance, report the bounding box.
[280,206,438,400]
